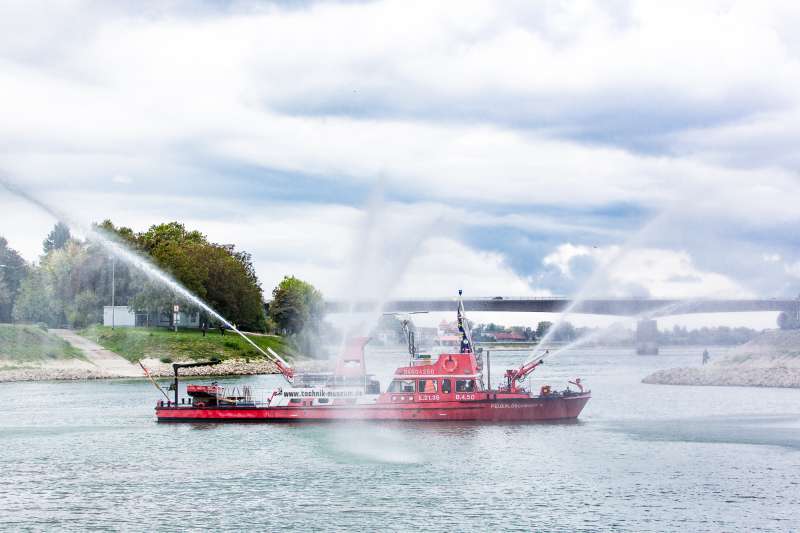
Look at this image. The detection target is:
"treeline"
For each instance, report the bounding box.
[472,321,578,343]
[472,321,759,346]
[0,222,325,343]
[657,325,758,346]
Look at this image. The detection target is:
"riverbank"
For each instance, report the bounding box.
[0,357,281,382]
[0,325,287,382]
[643,329,800,388]
[79,325,295,363]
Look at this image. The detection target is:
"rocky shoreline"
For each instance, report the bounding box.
[0,358,280,383]
[643,329,800,389]
[643,365,800,388]
[138,357,279,378]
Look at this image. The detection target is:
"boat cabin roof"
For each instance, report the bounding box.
[393,352,478,379]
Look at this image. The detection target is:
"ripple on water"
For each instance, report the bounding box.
[1,349,799,532]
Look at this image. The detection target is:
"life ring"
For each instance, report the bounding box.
[443,356,457,372]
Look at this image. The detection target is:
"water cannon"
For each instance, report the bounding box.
[267,347,294,383]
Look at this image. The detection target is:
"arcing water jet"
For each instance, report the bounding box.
[0,177,293,381]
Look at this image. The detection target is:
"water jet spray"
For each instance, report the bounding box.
[0,176,294,383]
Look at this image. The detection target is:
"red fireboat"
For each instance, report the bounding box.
[154,292,590,423]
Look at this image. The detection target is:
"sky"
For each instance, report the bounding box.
[2,0,800,329]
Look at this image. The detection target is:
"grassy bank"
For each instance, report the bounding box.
[0,324,84,362]
[79,325,296,363]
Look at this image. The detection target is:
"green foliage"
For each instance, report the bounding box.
[12,269,58,326]
[13,241,110,328]
[42,222,71,255]
[659,325,758,346]
[0,236,29,322]
[269,276,324,356]
[159,356,173,364]
[12,219,268,331]
[112,221,267,331]
[0,272,10,310]
[549,321,577,342]
[535,321,553,339]
[79,325,295,363]
[269,276,323,334]
[0,324,83,362]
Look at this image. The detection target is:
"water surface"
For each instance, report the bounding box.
[1,347,798,532]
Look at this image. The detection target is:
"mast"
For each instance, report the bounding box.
[456,289,473,354]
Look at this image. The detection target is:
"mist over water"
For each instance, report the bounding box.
[544,298,707,363]
[536,213,671,353]
[327,190,445,371]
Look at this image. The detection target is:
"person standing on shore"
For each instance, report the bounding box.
[702,348,710,365]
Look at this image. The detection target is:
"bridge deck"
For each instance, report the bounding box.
[325,298,796,316]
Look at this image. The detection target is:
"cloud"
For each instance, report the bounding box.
[394,237,545,298]
[542,243,750,299]
[2,0,800,304]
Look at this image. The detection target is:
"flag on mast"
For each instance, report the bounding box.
[457,289,473,353]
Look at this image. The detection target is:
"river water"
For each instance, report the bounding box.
[1,347,798,532]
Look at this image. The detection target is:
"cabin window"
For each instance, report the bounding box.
[387,380,416,393]
[418,379,438,393]
[317,398,329,404]
[455,380,476,393]
[441,379,451,394]
[289,398,303,404]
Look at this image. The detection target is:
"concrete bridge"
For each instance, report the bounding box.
[325,297,800,354]
[326,297,798,317]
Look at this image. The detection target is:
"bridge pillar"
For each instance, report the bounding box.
[636,319,659,355]
[777,300,800,329]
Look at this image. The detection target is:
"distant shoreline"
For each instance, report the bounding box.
[643,330,800,389]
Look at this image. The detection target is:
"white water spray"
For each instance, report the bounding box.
[542,298,705,362]
[0,177,291,377]
[534,212,670,352]
[331,190,444,364]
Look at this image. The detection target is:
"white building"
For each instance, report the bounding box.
[102,306,200,328]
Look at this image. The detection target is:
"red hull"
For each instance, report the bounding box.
[155,393,590,423]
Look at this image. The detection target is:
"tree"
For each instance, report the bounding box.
[0,272,10,309]
[109,220,267,330]
[203,245,266,331]
[269,276,323,335]
[535,321,552,340]
[551,321,577,342]
[12,269,58,325]
[269,276,324,354]
[42,222,71,254]
[0,236,29,322]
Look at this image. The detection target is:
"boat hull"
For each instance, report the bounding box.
[155,393,590,423]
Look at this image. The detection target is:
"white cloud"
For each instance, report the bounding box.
[784,261,800,279]
[2,1,800,216]
[543,243,750,299]
[394,237,545,298]
[2,0,800,303]
[543,243,618,278]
